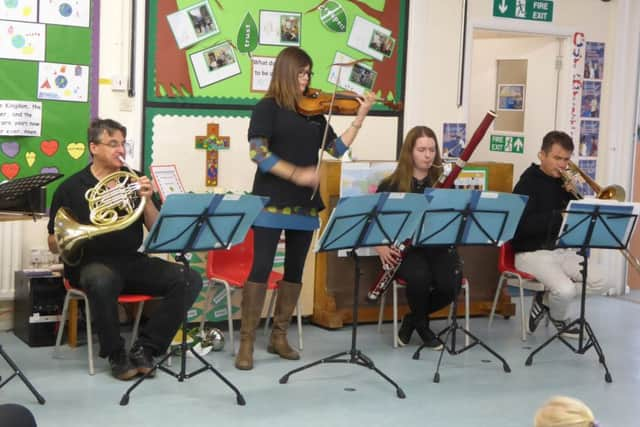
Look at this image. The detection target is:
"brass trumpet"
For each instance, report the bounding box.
[559,161,640,273]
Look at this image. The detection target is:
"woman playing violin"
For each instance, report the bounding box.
[236,46,376,370]
[375,126,462,349]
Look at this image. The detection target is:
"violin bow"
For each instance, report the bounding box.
[311,58,373,199]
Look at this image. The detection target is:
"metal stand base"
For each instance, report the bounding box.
[413,300,511,383]
[279,252,406,399]
[120,257,245,406]
[0,345,45,404]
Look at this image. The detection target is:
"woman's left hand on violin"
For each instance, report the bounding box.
[356,91,377,118]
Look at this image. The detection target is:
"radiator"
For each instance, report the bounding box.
[0,221,23,300]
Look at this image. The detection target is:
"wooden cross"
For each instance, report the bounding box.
[195,123,230,186]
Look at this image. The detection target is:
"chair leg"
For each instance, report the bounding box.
[54,293,72,356]
[464,281,470,346]
[295,299,303,351]
[518,278,527,342]
[225,283,234,356]
[130,302,144,349]
[82,295,95,375]
[377,291,386,333]
[488,274,505,328]
[392,281,399,348]
[264,289,277,336]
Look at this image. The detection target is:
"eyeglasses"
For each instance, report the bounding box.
[298,70,314,78]
[93,140,130,149]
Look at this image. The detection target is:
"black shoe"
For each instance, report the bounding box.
[130,344,156,377]
[549,317,581,340]
[109,347,138,381]
[527,291,549,334]
[397,314,415,346]
[415,322,443,351]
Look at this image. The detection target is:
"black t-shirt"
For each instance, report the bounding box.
[248,97,337,210]
[47,164,144,265]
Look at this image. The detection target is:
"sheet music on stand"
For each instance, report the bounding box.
[0,173,63,201]
[557,198,640,248]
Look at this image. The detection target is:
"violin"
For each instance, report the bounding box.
[296,87,402,116]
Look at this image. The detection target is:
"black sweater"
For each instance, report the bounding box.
[511,163,575,253]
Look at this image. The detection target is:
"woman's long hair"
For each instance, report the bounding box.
[381,126,443,193]
[265,47,312,111]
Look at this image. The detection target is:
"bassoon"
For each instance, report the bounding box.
[367,110,497,301]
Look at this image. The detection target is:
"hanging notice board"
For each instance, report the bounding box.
[146,0,408,109]
[0,1,97,205]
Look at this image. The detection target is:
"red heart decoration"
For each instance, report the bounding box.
[41,139,59,156]
[1,163,20,179]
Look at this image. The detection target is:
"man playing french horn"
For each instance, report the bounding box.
[47,118,202,380]
[511,131,609,339]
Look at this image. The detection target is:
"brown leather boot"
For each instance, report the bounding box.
[267,280,302,360]
[235,281,267,370]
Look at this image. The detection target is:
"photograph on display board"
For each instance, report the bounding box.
[347,16,394,61]
[497,84,525,111]
[442,123,466,158]
[167,1,219,49]
[348,63,377,91]
[584,41,605,80]
[581,80,601,118]
[579,120,599,157]
[190,41,241,88]
[259,10,301,46]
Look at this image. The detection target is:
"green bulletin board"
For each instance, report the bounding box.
[146,0,408,106]
[0,4,96,206]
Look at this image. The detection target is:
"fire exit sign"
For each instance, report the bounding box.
[493,0,554,23]
[490,135,525,154]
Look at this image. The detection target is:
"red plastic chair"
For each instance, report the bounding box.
[376,276,470,348]
[205,229,303,355]
[489,242,545,341]
[54,279,155,375]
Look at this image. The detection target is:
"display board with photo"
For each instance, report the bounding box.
[190,41,241,88]
[581,80,601,118]
[327,52,377,95]
[259,10,301,46]
[147,0,408,107]
[167,1,219,49]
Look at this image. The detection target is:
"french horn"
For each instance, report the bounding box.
[54,170,145,265]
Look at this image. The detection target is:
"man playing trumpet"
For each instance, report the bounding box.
[47,118,202,380]
[511,131,608,338]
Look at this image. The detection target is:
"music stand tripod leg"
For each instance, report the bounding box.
[120,256,246,406]
[0,345,46,404]
[412,299,511,383]
[279,252,406,399]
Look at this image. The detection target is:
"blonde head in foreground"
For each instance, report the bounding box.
[534,396,598,427]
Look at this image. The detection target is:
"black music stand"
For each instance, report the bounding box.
[119,193,266,406]
[525,200,639,383]
[0,174,62,404]
[411,189,527,382]
[0,345,45,404]
[279,192,427,398]
[0,173,63,218]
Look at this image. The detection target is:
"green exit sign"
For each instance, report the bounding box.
[490,135,525,153]
[493,0,554,22]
